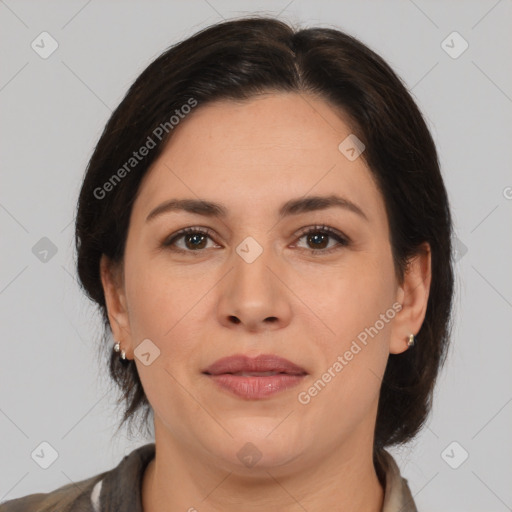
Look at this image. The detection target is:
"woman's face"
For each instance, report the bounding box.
[102,92,429,474]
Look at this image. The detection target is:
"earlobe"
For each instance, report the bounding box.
[389,243,432,355]
[99,254,131,349]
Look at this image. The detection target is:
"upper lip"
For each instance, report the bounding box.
[203,354,308,376]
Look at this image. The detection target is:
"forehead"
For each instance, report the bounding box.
[132,92,387,226]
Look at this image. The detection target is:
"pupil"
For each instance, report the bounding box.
[309,233,327,249]
[186,234,206,249]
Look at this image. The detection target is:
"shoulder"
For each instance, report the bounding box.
[0,443,156,512]
[0,472,104,512]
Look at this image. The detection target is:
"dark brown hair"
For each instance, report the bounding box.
[75,16,454,466]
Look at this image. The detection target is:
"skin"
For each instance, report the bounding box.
[100,92,431,512]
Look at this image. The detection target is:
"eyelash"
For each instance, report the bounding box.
[162,225,351,256]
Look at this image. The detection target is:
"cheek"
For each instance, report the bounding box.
[302,257,395,342]
[124,251,210,340]
[299,254,396,400]
[125,260,211,423]
[300,297,392,434]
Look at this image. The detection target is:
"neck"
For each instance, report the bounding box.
[142,421,384,512]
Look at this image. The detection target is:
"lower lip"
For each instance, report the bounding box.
[206,374,306,399]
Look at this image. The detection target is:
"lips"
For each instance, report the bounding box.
[202,354,307,376]
[203,354,307,400]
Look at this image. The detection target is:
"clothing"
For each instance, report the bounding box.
[0,443,418,511]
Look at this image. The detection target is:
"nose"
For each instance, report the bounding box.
[216,240,292,333]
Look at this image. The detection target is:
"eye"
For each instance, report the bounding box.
[162,225,350,255]
[293,225,350,254]
[162,227,219,253]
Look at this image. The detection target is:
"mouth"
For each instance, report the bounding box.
[223,371,293,376]
[202,354,307,400]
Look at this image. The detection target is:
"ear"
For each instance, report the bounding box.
[100,254,133,358]
[390,242,432,355]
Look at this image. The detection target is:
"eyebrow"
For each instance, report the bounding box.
[145,194,368,223]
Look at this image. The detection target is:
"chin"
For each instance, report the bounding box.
[208,428,306,473]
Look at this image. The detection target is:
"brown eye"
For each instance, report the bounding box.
[306,232,329,249]
[294,226,350,254]
[162,225,350,256]
[163,227,218,253]
[183,232,208,250]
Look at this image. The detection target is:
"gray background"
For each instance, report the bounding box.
[1,0,511,510]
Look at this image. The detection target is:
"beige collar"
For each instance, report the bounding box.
[380,450,418,512]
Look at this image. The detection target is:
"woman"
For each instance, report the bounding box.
[1,16,453,512]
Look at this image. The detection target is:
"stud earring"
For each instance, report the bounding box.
[407,334,415,347]
[113,341,127,360]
